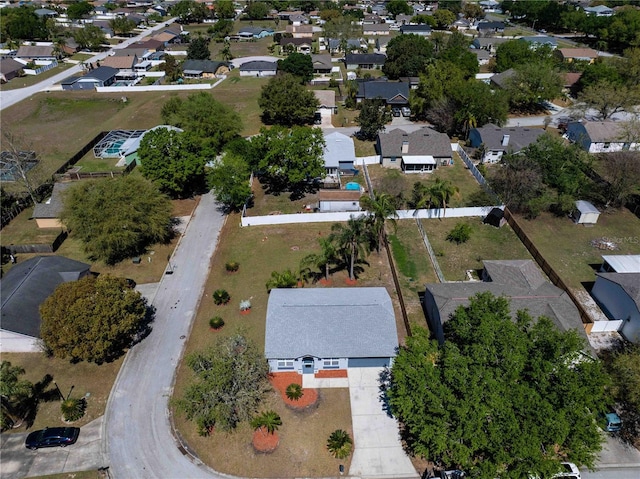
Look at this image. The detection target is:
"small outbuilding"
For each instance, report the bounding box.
[572,200,600,225]
[483,207,506,228]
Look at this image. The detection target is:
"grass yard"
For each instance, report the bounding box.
[0,63,76,91]
[512,209,640,290]
[366,154,490,208]
[0,352,123,432]
[422,216,533,281]
[389,220,438,330]
[248,178,320,216]
[73,149,125,173]
[172,214,406,476]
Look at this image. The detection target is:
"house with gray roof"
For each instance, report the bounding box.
[33,182,73,228]
[345,53,386,70]
[363,23,390,36]
[477,21,505,36]
[16,45,55,62]
[238,26,274,39]
[377,127,452,173]
[592,271,640,343]
[239,60,277,77]
[584,5,614,16]
[311,54,332,74]
[565,120,640,153]
[265,288,398,374]
[182,59,230,79]
[424,260,589,345]
[280,37,312,54]
[489,68,516,89]
[0,58,24,83]
[61,66,118,90]
[399,24,432,36]
[471,36,510,53]
[469,124,546,163]
[327,38,364,54]
[356,80,409,105]
[0,256,91,350]
[520,36,558,50]
[34,8,57,18]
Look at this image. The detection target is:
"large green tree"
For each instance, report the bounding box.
[359,191,398,252]
[66,1,93,20]
[494,40,555,73]
[177,334,270,435]
[207,152,252,211]
[40,276,148,364]
[258,73,319,126]
[60,176,172,264]
[109,17,136,37]
[138,128,207,198]
[504,63,564,112]
[245,1,269,20]
[73,25,107,50]
[606,344,640,440]
[161,92,242,153]
[251,126,325,193]
[578,80,640,119]
[355,99,392,141]
[187,36,211,60]
[0,6,47,41]
[386,0,413,17]
[277,52,313,83]
[215,0,236,19]
[383,34,435,79]
[387,292,610,478]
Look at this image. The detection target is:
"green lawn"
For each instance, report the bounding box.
[511,209,640,290]
[73,151,125,173]
[0,63,76,91]
[423,216,533,281]
[172,215,406,477]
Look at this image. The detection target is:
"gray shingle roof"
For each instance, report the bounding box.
[33,182,72,219]
[596,273,640,309]
[399,25,432,34]
[470,124,545,152]
[426,260,588,340]
[182,59,228,74]
[240,60,277,71]
[577,121,625,142]
[345,53,386,65]
[264,288,398,360]
[378,127,452,158]
[357,81,409,103]
[83,66,118,82]
[490,68,516,89]
[16,45,54,58]
[0,256,91,338]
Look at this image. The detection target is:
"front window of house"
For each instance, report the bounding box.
[323,358,340,369]
[277,359,295,370]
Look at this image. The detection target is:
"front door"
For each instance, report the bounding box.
[302,357,314,374]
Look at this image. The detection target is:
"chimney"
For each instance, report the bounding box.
[501,134,510,146]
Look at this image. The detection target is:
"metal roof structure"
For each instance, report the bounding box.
[602,255,640,273]
[93,130,147,158]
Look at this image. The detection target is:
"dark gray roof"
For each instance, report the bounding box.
[357,81,409,103]
[596,273,640,309]
[0,256,91,338]
[400,25,432,33]
[240,60,277,71]
[490,68,516,89]
[426,260,588,340]
[33,182,72,219]
[0,58,24,75]
[83,66,118,82]
[378,127,452,158]
[471,37,510,49]
[328,38,362,50]
[345,53,386,65]
[265,288,398,359]
[477,21,505,30]
[280,37,312,46]
[16,45,54,58]
[311,54,332,70]
[238,26,273,35]
[182,59,228,74]
[470,124,545,153]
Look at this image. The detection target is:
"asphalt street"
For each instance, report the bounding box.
[104,192,226,479]
[0,18,175,111]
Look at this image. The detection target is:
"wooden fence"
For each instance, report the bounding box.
[503,207,594,331]
[5,230,67,254]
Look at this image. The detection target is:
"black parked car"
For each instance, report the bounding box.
[25,427,80,450]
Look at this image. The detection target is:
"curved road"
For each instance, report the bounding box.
[0,18,176,111]
[104,193,226,478]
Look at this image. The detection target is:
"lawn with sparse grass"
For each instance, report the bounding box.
[511,209,640,290]
[172,215,406,476]
[0,63,76,91]
[247,178,320,216]
[366,153,491,208]
[1,352,123,433]
[423,216,533,281]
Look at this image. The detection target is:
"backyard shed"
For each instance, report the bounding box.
[483,207,506,228]
[573,200,600,225]
[265,288,398,373]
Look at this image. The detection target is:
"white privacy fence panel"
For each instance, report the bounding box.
[590,320,623,332]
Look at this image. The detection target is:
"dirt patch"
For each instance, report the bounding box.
[252,428,279,453]
[269,372,319,409]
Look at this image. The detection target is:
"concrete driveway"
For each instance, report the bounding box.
[0,417,106,479]
[348,367,419,479]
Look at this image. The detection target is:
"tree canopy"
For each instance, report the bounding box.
[40,276,149,364]
[250,126,325,193]
[258,73,319,126]
[207,150,252,211]
[61,176,172,264]
[277,52,313,83]
[386,292,610,478]
[0,6,47,41]
[355,99,392,141]
[177,334,270,435]
[383,34,435,79]
[0,361,34,430]
[386,0,413,17]
[161,92,242,153]
[187,36,211,60]
[504,63,564,112]
[138,128,207,198]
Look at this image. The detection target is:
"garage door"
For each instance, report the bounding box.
[348,357,391,368]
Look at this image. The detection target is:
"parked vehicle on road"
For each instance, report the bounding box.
[603,412,622,432]
[25,427,80,450]
[553,462,581,479]
[401,106,411,117]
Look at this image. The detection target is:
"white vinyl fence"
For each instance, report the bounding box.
[589,320,624,333]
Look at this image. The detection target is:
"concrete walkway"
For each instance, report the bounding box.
[347,368,419,479]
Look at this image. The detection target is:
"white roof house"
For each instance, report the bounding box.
[323,131,356,172]
[601,255,640,273]
[264,288,398,373]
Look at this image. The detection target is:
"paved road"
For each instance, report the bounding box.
[104,192,226,479]
[0,19,176,111]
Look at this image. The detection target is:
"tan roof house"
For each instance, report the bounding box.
[556,48,599,63]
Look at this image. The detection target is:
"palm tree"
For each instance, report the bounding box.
[359,191,398,252]
[0,361,33,430]
[430,178,458,218]
[300,236,340,282]
[250,410,282,435]
[220,41,233,61]
[265,269,298,291]
[326,429,353,459]
[330,216,370,281]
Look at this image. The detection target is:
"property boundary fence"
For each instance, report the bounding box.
[415,218,445,283]
[455,144,501,203]
[5,230,67,254]
[503,207,594,331]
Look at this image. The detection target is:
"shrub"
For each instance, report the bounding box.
[61,398,85,422]
[240,299,251,312]
[225,261,239,272]
[446,222,472,244]
[213,289,230,305]
[285,383,303,401]
[209,316,224,329]
[250,410,282,434]
[327,429,353,459]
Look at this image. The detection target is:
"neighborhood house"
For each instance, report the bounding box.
[377,127,453,173]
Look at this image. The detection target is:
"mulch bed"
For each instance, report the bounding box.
[315,369,348,379]
[269,372,319,409]
[252,427,279,453]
